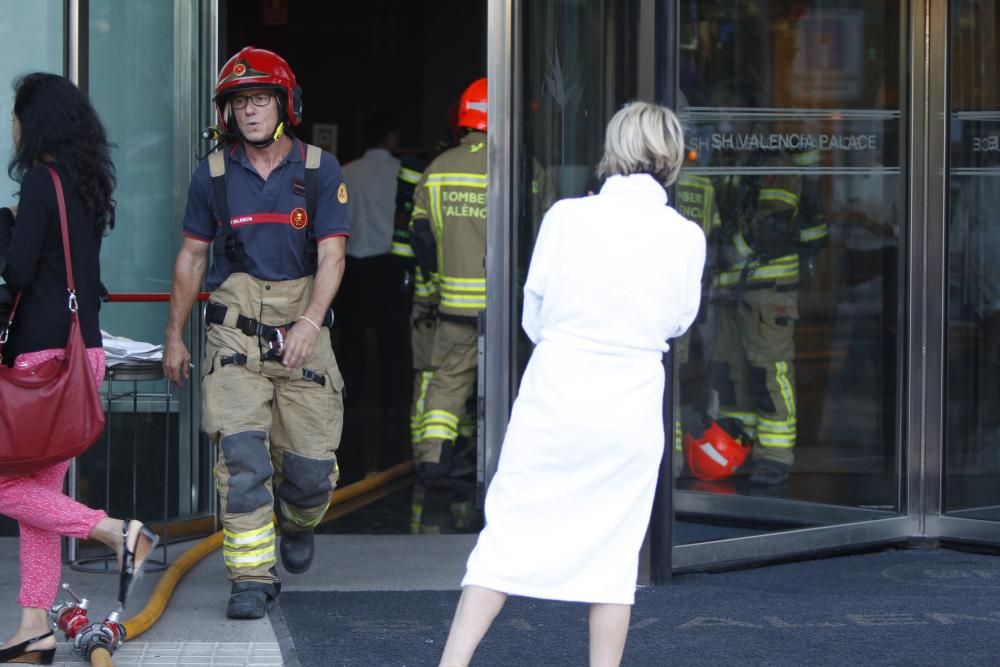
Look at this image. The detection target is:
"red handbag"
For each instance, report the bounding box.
[0,167,105,475]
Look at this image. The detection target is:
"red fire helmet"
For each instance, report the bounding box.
[458,78,488,132]
[684,419,751,481]
[214,46,302,133]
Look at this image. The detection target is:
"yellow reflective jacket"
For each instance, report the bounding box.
[712,156,803,291]
[392,157,438,305]
[410,131,488,317]
[676,173,721,237]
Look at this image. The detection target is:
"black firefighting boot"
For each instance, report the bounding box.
[226,580,280,620]
[416,440,455,489]
[749,459,791,486]
[274,498,315,574]
[280,527,315,574]
[276,503,315,574]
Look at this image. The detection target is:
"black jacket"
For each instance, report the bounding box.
[1,166,103,364]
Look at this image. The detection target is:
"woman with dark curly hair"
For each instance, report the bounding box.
[0,73,156,666]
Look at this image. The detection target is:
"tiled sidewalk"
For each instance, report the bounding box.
[52,642,282,666]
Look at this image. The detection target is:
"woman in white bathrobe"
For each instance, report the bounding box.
[439,102,706,667]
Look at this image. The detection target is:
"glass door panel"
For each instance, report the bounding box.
[945,0,1000,520]
[674,0,906,543]
[84,0,213,520]
[0,0,64,201]
[514,1,642,382]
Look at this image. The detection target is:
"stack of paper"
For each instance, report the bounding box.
[101,330,163,366]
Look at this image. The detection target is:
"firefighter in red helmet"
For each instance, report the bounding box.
[212,46,303,147]
[409,78,489,486]
[163,46,350,619]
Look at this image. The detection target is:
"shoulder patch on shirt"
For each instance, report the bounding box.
[290,207,308,229]
[337,182,348,204]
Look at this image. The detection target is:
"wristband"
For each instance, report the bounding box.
[298,315,322,332]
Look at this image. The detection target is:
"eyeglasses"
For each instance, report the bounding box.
[230,93,275,110]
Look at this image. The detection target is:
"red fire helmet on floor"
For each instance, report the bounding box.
[684,418,752,481]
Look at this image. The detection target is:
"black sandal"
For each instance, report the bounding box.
[0,631,55,664]
[117,519,159,607]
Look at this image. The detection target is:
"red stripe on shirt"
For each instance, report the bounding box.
[229,213,290,227]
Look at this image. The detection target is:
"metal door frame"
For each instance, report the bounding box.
[669,0,930,571]
[921,0,1000,549]
[484,0,514,495]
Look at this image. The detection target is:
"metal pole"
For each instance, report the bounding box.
[66,0,78,84]
[647,0,679,586]
[484,0,514,496]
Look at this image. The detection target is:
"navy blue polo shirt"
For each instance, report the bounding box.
[182,137,350,291]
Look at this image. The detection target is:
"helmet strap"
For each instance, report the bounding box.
[241,121,285,149]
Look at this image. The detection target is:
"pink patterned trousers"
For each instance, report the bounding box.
[0,347,107,609]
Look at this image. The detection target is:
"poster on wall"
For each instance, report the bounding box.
[262,0,289,26]
[792,10,863,102]
[312,123,338,156]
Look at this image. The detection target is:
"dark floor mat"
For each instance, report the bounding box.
[278,548,1000,666]
[318,483,483,535]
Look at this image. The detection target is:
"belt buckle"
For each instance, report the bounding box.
[268,327,287,357]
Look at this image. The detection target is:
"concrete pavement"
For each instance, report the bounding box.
[0,534,477,666]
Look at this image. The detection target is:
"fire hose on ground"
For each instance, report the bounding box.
[50,460,415,665]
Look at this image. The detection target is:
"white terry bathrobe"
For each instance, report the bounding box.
[462,173,706,604]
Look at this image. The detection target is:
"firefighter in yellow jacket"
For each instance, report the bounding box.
[707,81,826,485]
[392,155,446,531]
[391,155,440,452]
[409,78,488,486]
[677,154,826,486]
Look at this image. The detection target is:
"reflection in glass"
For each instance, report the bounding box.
[674,1,903,536]
[515,1,640,379]
[84,0,210,521]
[0,0,63,201]
[89,0,200,345]
[945,0,1000,517]
[514,1,905,545]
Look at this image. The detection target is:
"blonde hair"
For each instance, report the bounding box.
[596,101,685,187]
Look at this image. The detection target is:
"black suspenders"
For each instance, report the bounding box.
[208,143,322,273]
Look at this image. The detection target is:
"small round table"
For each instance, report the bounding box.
[68,360,171,573]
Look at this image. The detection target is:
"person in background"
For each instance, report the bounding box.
[438,101,706,667]
[410,78,489,488]
[707,80,806,487]
[0,72,157,666]
[335,111,410,472]
[391,153,435,459]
